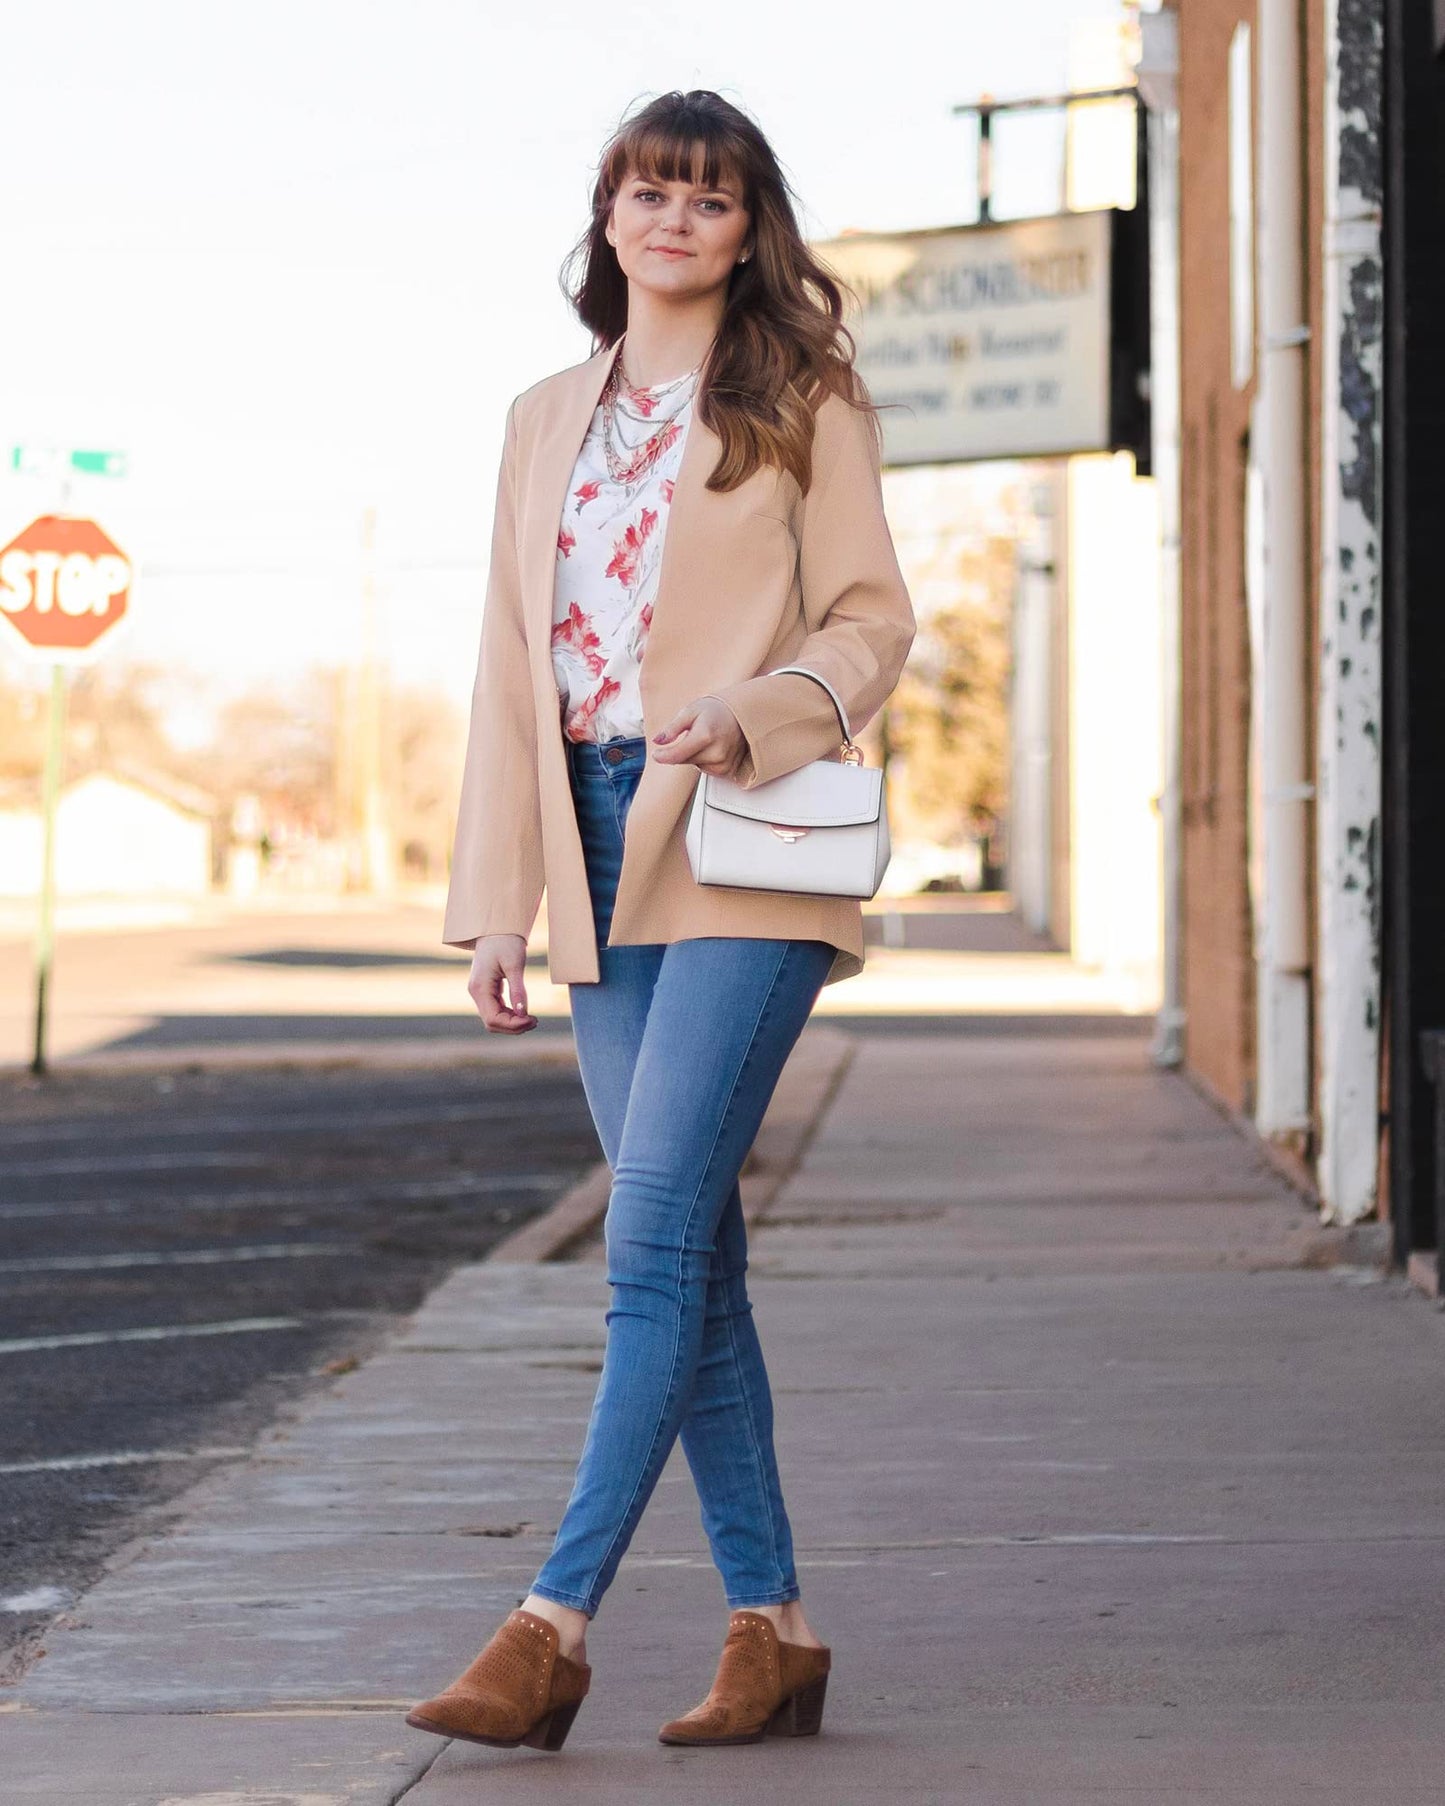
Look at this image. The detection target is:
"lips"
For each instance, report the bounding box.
[650,246,691,258]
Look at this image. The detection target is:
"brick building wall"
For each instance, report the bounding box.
[1174,0,1327,1133]
[1176,0,1260,1115]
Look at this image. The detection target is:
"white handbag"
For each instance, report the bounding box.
[685,665,891,900]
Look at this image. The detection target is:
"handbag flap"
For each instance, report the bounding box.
[700,761,883,828]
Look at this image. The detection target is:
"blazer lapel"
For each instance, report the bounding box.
[519,338,620,656]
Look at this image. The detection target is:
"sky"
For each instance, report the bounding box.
[0,0,1128,728]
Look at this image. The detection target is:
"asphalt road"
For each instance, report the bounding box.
[0,1057,599,1675]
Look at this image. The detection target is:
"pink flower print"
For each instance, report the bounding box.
[660,477,675,504]
[627,384,660,419]
[573,478,602,509]
[552,601,605,675]
[629,600,655,666]
[557,525,576,559]
[565,676,621,742]
[611,418,681,486]
[630,419,681,483]
[606,507,658,588]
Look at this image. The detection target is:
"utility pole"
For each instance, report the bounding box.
[352,505,393,895]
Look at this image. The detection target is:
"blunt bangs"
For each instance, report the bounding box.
[611,120,750,204]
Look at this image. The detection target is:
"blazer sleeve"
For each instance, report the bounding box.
[705,387,916,790]
[441,397,546,950]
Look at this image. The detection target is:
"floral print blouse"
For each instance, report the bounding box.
[550,355,698,744]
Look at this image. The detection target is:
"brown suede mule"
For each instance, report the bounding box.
[658,1610,831,1746]
[405,1608,590,1751]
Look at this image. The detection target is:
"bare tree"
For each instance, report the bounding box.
[888,534,1014,848]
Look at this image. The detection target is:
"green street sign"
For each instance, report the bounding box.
[69,450,128,478]
[9,446,128,479]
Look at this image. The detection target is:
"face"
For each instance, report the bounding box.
[605,160,752,302]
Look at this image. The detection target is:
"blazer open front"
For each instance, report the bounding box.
[442,336,917,987]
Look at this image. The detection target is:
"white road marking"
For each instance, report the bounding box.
[0,1244,358,1276]
[0,1585,74,1611]
[5,1151,273,1179]
[2,1099,539,1148]
[0,1448,247,1477]
[156,1791,346,1806]
[0,1171,566,1222]
[0,1317,306,1355]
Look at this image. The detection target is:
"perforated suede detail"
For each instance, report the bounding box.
[408,1608,590,1743]
[659,1610,830,1743]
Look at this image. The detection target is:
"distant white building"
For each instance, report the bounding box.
[0,766,215,899]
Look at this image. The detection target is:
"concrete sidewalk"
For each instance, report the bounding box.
[9,1024,1445,1803]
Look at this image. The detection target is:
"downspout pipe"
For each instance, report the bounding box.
[1137,8,1184,1068]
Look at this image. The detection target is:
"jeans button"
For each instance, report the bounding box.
[603,745,625,765]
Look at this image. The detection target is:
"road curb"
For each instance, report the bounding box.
[488,1024,857,1267]
[485,1161,614,1263]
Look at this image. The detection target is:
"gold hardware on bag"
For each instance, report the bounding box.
[840,741,864,766]
[768,823,811,842]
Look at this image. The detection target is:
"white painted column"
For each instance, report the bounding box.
[1066,451,1164,1016]
[1248,0,1314,1136]
[1008,512,1056,939]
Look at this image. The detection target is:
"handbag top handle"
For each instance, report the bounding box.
[766,665,864,765]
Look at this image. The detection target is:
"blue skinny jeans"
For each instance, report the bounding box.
[528,734,834,1617]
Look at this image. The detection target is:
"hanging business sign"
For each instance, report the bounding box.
[816,209,1147,467]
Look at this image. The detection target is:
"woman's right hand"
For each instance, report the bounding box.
[468,934,538,1034]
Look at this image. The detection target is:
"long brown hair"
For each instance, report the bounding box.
[561,89,880,496]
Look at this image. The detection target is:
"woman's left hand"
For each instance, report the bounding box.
[651,695,748,778]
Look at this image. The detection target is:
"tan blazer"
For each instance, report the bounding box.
[442,335,916,987]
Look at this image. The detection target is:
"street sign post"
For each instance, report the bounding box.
[0,514,134,1073]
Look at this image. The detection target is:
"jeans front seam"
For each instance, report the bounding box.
[578,937,795,1612]
[609,769,631,847]
[720,1289,791,1601]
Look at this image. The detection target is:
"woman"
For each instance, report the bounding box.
[406,88,915,1755]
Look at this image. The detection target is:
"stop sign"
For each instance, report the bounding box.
[0,515,132,660]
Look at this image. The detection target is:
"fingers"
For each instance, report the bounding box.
[651,703,699,749]
[653,715,709,763]
[651,698,746,775]
[503,955,530,1023]
[467,943,536,1034]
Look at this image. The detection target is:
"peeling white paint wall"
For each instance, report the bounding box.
[1316,0,1384,1223]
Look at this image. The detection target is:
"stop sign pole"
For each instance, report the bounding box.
[0,514,134,1073]
[32,662,68,1075]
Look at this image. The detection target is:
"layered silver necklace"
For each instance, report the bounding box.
[600,340,701,484]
